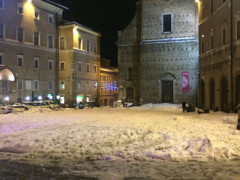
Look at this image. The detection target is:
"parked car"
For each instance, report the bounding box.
[74,102,85,109]
[10,103,28,111]
[0,103,13,114]
[42,100,61,110]
[85,101,97,108]
[22,101,43,110]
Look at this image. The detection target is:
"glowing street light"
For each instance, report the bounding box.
[38,96,42,100]
[25,96,30,101]
[4,96,9,102]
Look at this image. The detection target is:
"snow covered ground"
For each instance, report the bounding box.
[0,104,240,179]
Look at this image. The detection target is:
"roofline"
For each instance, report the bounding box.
[60,21,102,36]
[42,0,69,10]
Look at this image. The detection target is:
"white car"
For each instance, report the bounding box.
[10,103,28,111]
[43,100,61,110]
[0,103,13,114]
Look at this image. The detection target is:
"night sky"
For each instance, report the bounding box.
[51,0,139,66]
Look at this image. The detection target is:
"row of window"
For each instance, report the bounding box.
[59,61,97,73]
[1,80,53,91]
[60,81,97,90]
[100,75,117,82]
[201,20,240,53]
[59,36,97,53]
[0,23,54,48]
[210,0,226,14]
[0,0,54,24]
[0,54,54,69]
[200,0,226,21]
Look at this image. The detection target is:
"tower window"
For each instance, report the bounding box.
[163,14,172,33]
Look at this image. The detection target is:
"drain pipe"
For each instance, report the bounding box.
[230,0,234,112]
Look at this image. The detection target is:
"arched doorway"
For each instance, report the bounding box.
[236,75,240,108]
[0,65,15,102]
[221,77,228,112]
[160,72,175,103]
[200,79,205,109]
[209,79,215,110]
[162,81,173,103]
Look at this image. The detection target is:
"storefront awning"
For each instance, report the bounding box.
[0,65,15,81]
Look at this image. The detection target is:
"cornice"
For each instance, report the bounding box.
[0,38,56,53]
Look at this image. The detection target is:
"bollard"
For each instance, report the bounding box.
[237,104,240,130]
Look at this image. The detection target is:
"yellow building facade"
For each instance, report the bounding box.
[58,22,101,107]
[98,59,118,107]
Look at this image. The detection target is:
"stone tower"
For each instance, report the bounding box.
[117,0,199,105]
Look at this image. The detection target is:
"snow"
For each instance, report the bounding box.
[0,104,240,179]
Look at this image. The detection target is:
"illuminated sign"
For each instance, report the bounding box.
[103,81,118,91]
[76,95,83,103]
[47,94,53,100]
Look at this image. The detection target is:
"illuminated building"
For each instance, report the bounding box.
[199,0,240,112]
[58,22,101,107]
[117,0,199,105]
[0,0,67,103]
[98,58,118,107]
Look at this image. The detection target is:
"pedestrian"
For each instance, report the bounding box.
[182,102,187,112]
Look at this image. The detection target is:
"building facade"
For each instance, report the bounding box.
[117,0,199,105]
[98,58,118,107]
[58,22,101,107]
[199,0,240,112]
[0,0,65,103]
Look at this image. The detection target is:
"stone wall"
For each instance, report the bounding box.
[118,0,199,106]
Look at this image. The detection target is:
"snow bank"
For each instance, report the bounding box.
[0,104,240,164]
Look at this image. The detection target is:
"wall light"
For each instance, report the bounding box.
[25,96,30,101]
[4,96,9,101]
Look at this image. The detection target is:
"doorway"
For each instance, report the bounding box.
[126,87,134,102]
[236,75,240,107]
[162,81,173,103]
[210,79,215,110]
[221,77,228,112]
[200,79,205,109]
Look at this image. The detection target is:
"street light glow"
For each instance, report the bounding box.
[4,96,9,101]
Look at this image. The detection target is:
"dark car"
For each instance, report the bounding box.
[85,101,97,108]
[77,102,85,109]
